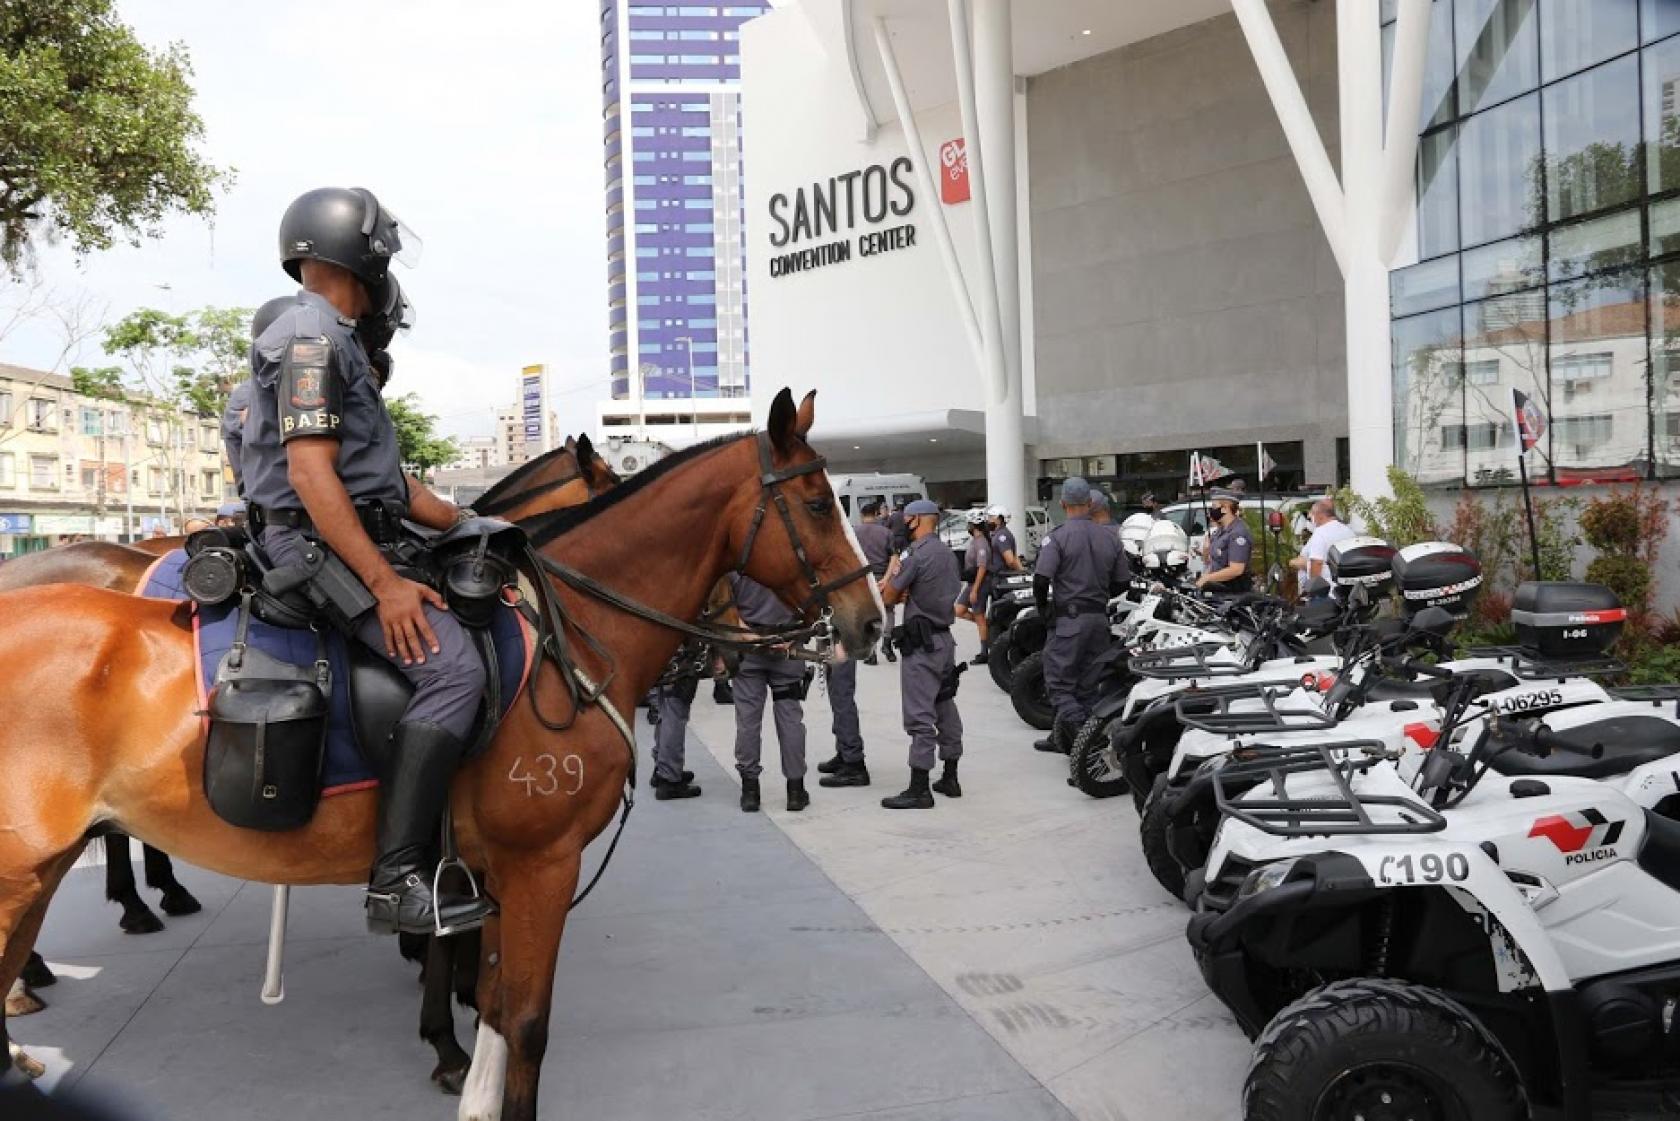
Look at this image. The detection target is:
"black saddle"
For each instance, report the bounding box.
[1491,715,1680,780]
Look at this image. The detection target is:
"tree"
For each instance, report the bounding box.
[386,394,459,481]
[0,0,231,271]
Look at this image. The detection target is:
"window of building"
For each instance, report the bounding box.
[200,425,218,452]
[146,417,165,445]
[1539,0,1637,83]
[201,469,220,498]
[29,454,57,490]
[25,398,55,432]
[1542,56,1641,223]
[79,407,102,436]
[0,453,13,487]
[0,392,12,425]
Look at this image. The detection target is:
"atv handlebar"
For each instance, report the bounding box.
[1489,716,1603,760]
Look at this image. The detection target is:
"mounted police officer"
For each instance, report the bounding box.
[243,186,489,936]
[223,295,298,497]
[1032,477,1131,755]
[729,573,811,813]
[879,498,965,809]
[1197,487,1254,595]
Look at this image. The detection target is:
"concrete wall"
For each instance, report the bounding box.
[1026,0,1346,484]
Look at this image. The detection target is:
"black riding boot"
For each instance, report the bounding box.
[786,779,810,812]
[931,759,962,798]
[1034,721,1075,755]
[739,771,761,813]
[816,752,846,774]
[819,759,871,787]
[881,768,934,809]
[366,722,493,937]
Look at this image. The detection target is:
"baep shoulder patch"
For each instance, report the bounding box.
[279,336,344,442]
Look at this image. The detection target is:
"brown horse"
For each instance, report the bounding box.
[0,390,879,1121]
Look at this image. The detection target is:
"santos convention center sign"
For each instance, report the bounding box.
[766,157,918,278]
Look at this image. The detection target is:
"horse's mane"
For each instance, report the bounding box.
[519,431,751,545]
[476,441,580,510]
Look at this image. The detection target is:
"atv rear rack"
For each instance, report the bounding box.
[1130,641,1250,680]
[1175,681,1339,736]
[1212,739,1448,837]
[1466,645,1627,681]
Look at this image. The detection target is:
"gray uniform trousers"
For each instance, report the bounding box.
[261,526,486,741]
[1043,612,1111,728]
[732,652,808,780]
[651,678,696,783]
[901,631,963,771]
[827,658,865,764]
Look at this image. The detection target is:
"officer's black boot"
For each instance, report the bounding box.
[881,768,934,810]
[649,769,695,789]
[816,752,846,774]
[366,722,494,937]
[739,771,761,813]
[883,643,898,663]
[931,759,962,798]
[819,758,871,787]
[786,779,810,812]
[654,774,702,800]
[1032,723,1065,753]
[972,639,989,666]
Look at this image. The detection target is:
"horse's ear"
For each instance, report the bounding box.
[795,390,816,439]
[565,434,578,453]
[767,388,798,455]
[576,432,597,475]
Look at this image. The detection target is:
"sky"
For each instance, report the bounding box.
[2,0,612,440]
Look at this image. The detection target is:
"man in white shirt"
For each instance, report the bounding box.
[1290,499,1354,600]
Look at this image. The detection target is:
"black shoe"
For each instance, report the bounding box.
[649,769,695,789]
[366,722,494,937]
[786,780,810,812]
[931,760,962,798]
[1034,722,1074,755]
[865,653,879,666]
[740,773,761,813]
[816,753,845,775]
[883,646,898,663]
[881,768,934,809]
[971,651,989,665]
[819,761,871,788]
[655,778,702,800]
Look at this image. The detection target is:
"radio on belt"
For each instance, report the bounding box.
[1511,581,1625,658]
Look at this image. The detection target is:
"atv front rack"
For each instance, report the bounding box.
[1466,645,1627,681]
[1212,739,1447,837]
[1130,641,1249,680]
[1175,681,1339,736]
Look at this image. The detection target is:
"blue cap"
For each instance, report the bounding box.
[1089,490,1109,510]
[1061,477,1092,504]
[215,500,247,518]
[905,498,940,516]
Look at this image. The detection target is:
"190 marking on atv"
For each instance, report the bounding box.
[1378,852,1470,885]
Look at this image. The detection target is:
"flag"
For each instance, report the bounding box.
[1256,442,1277,479]
[1199,453,1232,484]
[1511,387,1547,453]
[1188,450,1203,488]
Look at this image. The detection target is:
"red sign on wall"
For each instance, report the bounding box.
[940,138,970,204]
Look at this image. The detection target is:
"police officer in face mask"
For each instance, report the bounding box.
[244,187,489,937]
[729,573,811,813]
[878,499,965,809]
[1197,488,1254,595]
[1033,477,1132,755]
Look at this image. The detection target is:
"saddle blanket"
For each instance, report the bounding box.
[142,549,533,795]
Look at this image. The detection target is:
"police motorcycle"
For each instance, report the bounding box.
[1067,537,1386,803]
[1184,584,1680,1121]
[1142,545,1648,903]
[984,570,1039,692]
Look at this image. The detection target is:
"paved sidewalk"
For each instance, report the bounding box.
[687,630,1250,1121]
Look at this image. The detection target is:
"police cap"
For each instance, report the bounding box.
[905,499,940,517]
[1089,490,1109,511]
[1061,477,1092,504]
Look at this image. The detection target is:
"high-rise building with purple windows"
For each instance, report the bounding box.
[599,1,770,442]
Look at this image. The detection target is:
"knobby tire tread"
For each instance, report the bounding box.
[1139,776,1188,901]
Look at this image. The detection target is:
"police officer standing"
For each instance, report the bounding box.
[648,645,705,801]
[1032,478,1131,755]
[243,187,490,936]
[730,573,811,812]
[814,502,892,788]
[988,505,1023,574]
[952,509,992,663]
[879,498,965,809]
[1197,488,1254,595]
[855,500,897,662]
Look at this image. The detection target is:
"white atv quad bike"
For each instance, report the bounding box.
[1187,584,1680,1121]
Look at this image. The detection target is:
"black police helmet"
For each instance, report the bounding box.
[356,272,414,354]
[250,295,296,341]
[278,187,420,287]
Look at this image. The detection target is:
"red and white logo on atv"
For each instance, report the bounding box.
[1528,809,1624,854]
[1402,722,1439,749]
[1300,670,1336,692]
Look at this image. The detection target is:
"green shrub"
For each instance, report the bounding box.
[1337,467,1437,548]
[1587,553,1652,618]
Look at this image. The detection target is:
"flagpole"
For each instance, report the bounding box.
[1255,441,1269,589]
[1511,386,1544,580]
[1517,451,1542,581]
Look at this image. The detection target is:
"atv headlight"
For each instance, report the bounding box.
[1238,859,1300,900]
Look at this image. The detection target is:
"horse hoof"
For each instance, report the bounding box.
[8,1043,47,1080]
[431,1063,468,1096]
[120,908,165,935]
[21,956,56,989]
[6,980,45,1017]
[159,887,202,916]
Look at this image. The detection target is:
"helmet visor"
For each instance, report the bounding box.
[356,188,423,269]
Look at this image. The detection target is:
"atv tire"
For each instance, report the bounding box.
[988,624,1017,692]
[1010,651,1054,731]
[1139,776,1188,902]
[1069,715,1129,799]
[1245,978,1525,1121]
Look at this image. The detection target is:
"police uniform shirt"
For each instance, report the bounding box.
[889,533,960,627]
[730,573,798,630]
[221,379,253,491]
[241,291,405,513]
[855,520,893,577]
[963,533,991,579]
[1208,518,1254,575]
[1034,516,1131,611]
[990,525,1017,568]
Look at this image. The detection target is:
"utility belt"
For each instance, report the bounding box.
[890,615,951,656]
[249,499,410,548]
[1057,600,1107,619]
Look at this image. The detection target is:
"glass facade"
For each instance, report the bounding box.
[602,0,767,402]
[1389,0,1680,484]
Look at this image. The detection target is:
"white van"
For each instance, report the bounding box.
[938,505,1050,565]
[831,473,927,524]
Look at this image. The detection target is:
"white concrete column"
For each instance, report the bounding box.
[1339,0,1394,499]
[1378,0,1432,262]
[950,0,1025,520]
